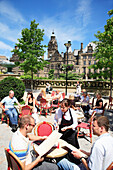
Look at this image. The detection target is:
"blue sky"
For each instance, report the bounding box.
[0,0,113,59]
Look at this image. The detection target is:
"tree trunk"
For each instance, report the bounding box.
[31,71,33,91]
[110,70,112,97]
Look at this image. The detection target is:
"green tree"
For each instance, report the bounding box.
[12,20,48,90]
[48,69,54,79]
[59,71,84,80]
[89,9,113,96]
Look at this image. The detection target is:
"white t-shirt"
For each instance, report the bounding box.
[1,96,18,109]
[54,108,78,130]
[9,129,32,165]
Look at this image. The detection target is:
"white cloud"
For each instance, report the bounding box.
[0,22,19,42]
[0,41,12,50]
[0,0,25,23]
[40,0,92,52]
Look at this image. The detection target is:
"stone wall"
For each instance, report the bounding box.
[23,79,112,96]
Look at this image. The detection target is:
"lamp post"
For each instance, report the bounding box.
[64,41,71,95]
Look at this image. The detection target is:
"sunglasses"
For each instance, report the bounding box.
[29,123,35,127]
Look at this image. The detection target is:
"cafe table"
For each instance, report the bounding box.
[33,139,69,158]
[33,138,87,159]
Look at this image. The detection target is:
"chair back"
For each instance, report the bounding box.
[5,148,24,170]
[40,98,48,107]
[109,96,112,103]
[51,91,56,97]
[21,105,31,116]
[62,93,65,99]
[92,97,95,108]
[107,162,113,170]
[102,102,107,116]
[34,121,54,136]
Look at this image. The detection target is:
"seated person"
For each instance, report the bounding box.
[25,92,39,123]
[89,92,103,115]
[81,90,90,118]
[76,81,81,95]
[0,90,21,132]
[69,95,81,112]
[46,83,51,94]
[57,116,113,170]
[52,90,63,105]
[9,115,58,170]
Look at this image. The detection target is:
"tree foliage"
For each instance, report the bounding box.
[12,20,48,89]
[89,9,113,95]
[0,76,25,101]
[59,71,84,80]
[48,69,54,79]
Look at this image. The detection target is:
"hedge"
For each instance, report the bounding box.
[0,76,25,101]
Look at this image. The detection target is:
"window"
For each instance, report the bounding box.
[84,61,86,65]
[83,56,86,59]
[94,61,96,64]
[89,61,91,65]
[55,65,57,69]
[51,64,54,69]
[88,55,92,59]
[83,67,86,73]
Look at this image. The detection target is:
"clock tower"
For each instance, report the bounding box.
[48,31,58,58]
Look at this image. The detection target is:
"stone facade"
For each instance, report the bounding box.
[38,31,96,80]
[0,56,8,73]
[2,32,96,79]
[10,46,24,75]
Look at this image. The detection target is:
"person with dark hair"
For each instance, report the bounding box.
[57,116,113,170]
[9,115,58,170]
[89,92,104,115]
[0,90,21,132]
[25,92,39,123]
[57,98,79,148]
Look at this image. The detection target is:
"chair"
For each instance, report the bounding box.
[107,162,113,170]
[108,96,113,110]
[51,91,56,97]
[34,121,55,136]
[77,111,96,143]
[101,102,107,116]
[62,92,65,99]
[89,97,94,108]
[19,105,32,118]
[1,106,9,126]
[5,148,24,170]
[40,98,51,117]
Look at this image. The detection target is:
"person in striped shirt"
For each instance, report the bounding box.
[9,115,58,170]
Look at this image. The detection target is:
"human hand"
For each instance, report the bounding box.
[36,156,44,163]
[41,136,47,140]
[71,150,82,159]
[61,127,68,131]
[4,108,9,111]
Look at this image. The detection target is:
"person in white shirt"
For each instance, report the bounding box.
[57,99,79,148]
[57,116,113,170]
[9,115,58,170]
[0,90,21,132]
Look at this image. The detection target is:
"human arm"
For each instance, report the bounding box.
[27,134,47,141]
[0,102,8,111]
[23,156,44,170]
[71,150,89,170]
[93,102,103,109]
[61,109,78,131]
[25,97,28,105]
[32,98,36,113]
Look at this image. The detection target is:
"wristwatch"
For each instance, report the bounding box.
[80,157,85,161]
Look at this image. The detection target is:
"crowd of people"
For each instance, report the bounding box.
[0,86,113,169]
